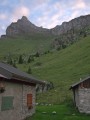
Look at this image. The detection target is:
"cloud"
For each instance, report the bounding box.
[10,6,30,22]
[35,13,60,29]
[0,24,6,35]
[72,0,86,10]
[34,0,89,29]
[68,11,81,21]
[0,0,90,36]
[1,25,6,30]
[0,14,7,20]
[32,1,65,28]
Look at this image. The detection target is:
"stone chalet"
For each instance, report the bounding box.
[0,62,45,120]
[70,76,90,113]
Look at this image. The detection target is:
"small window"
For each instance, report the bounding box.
[27,94,32,109]
[1,96,14,111]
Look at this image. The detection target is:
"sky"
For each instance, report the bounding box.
[0,0,90,36]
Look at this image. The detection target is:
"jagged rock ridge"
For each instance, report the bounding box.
[51,14,90,35]
[51,14,90,49]
[3,14,90,37]
[6,16,50,37]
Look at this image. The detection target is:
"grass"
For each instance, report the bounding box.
[17,36,90,104]
[26,103,90,120]
[0,34,90,104]
[0,34,55,57]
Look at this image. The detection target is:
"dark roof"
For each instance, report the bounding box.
[0,62,45,85]
[70,76,90,89]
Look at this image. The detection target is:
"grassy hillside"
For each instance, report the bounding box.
[0,34,55,58]
[0,34,90,104]
[18,36,90,104]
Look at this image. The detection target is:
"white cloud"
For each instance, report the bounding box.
[68,11,80,21]
[0,24,6,35]
[1,25,6,30]
[11,6,30,22]
[0,14,7,20]
[35,12,61,28]
[72,0,86,10]
[33,1,65,28]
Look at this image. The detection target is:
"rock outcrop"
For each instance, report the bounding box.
[6,16,50,37]
[50,14,90,49]
[36,81,54,93]
[51,14,90,35]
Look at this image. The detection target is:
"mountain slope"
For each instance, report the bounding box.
[0,34,55,58]
[20,36,90,104]
[0,14,89,55]
[0,15,90,104]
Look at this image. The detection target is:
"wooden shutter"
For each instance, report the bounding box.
[1,96,14,111]
[27,94,32,109]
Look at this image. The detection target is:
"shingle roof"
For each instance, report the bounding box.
[70,76,90,89]
[0,62,45,85]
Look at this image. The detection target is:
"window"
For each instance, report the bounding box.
[27,94,32,109]
[1,96,14,111]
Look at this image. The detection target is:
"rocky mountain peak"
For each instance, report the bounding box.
[6,16,50,37]
[21,16,28,21]
[4,14,90,38]
[18,16,30,24]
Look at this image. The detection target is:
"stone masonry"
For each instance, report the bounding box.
[75,87,90,113]
[0,81,36,120]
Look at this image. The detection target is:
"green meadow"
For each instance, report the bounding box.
[0,34,54,56]
[17,36,90,104]
[0,35,90,104]
[26,104,90,120]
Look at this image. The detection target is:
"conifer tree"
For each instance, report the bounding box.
[18,55,23,64]
[27,66,32,74]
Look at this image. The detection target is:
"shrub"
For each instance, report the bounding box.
[27,56,34,63]
[34,62,42,66]
[7,57,13,65]
[18,55,23,64]
[27,66,32,74]
[35,52,40,57]
[12,60,17,68]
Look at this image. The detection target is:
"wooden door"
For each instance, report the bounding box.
[27,94,32,109]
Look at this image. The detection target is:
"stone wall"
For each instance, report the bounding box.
[74,87,79,107]
[0,80,36,120]
[22,84,36,119]
[75,87,90,113]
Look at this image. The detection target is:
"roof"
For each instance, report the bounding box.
[0,62,45,85]
[70,76,90,89]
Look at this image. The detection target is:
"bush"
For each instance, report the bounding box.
[35,52,40,57]
[7,57,13,65]
[56,46,62,51]
[12,60,17,68]
[34,62,42,66]
[27,66,32,74]
[27,56,34,63]
[18,55,23,64]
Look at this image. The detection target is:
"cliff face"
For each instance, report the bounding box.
[6,16,50,37]
[51,15,90,35]
[6,14,90,37]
